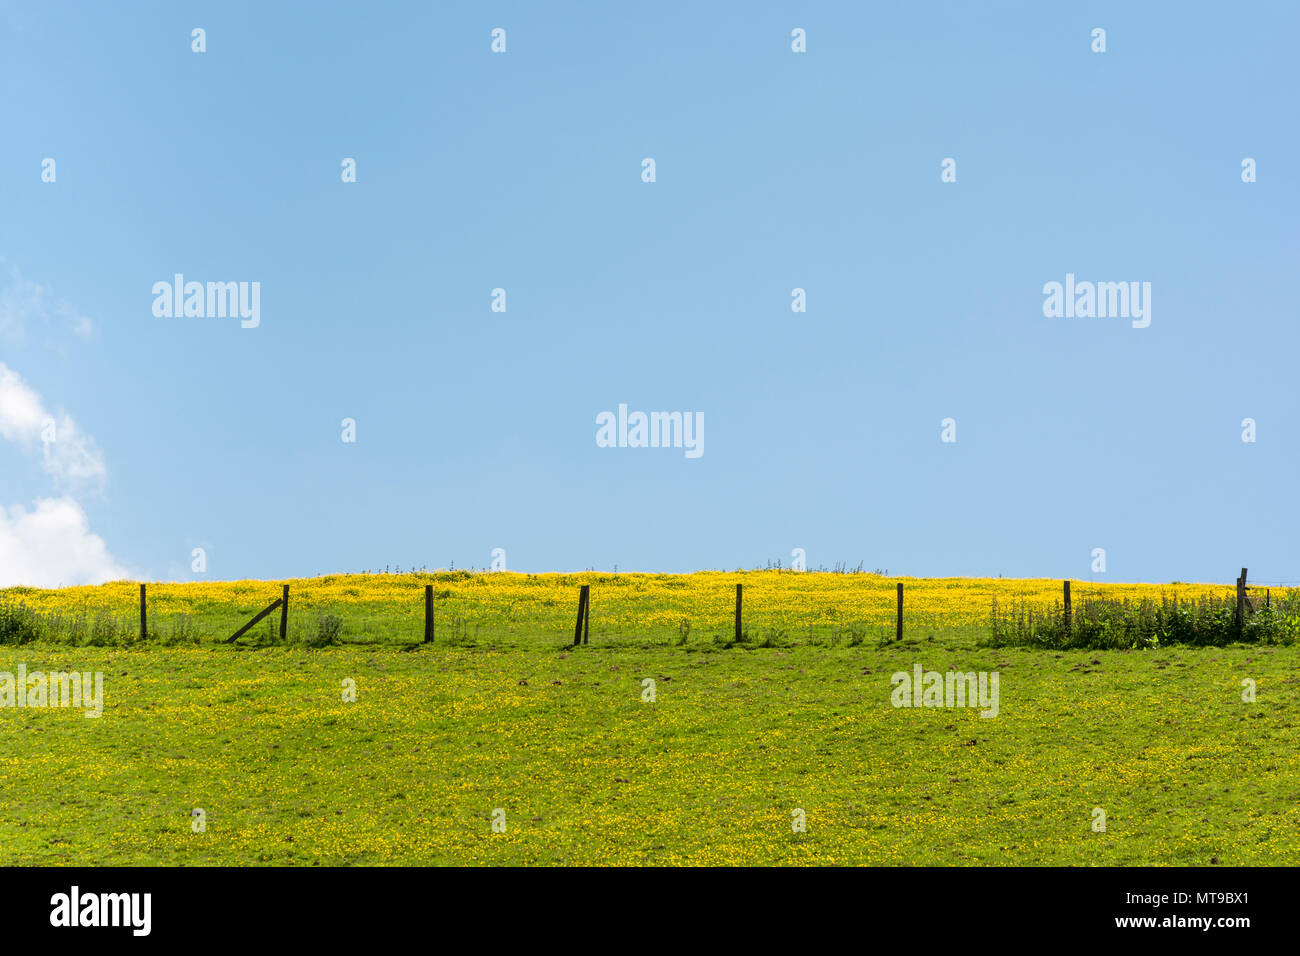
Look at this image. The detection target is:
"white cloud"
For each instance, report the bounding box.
[0,497,128,587]
[0,263,94,339]
[0,362,106,487]
[57,301,95,339]
[0,362,126,587]
[0,265,45,339]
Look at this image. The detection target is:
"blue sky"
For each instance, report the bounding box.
[1,1,1296,586]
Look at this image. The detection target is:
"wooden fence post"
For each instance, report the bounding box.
[574,585,589,646]
[1235,568,1247,631]
[1063,580,1071,632]
[139,583,147,641]
[896,583,904,641]
[735,583,743,643]
[280,584,290,641]
[424,584,434,643]
[583,587,590,645]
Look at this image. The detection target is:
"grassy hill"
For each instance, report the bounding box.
[0,572,1295,865]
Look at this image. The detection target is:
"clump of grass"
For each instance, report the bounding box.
[440,614,479,646]
[88,610,128,646]
[829,623,879,647]
[0,602,45,644]
[712,627,791,649]
[712,628,743,649]
[985,592,1300,649]
[0,602,137,646]
[306,613,344,647]
[674,619,691,646]
[164,613,197,646]
[47,609,89,644]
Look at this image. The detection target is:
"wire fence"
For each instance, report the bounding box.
[2,571,1287,650]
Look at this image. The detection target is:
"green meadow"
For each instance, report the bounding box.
[1,611,1295,865]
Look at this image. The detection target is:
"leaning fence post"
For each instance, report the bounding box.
[735,583,743,643]
[424,584,434,643]
[896,582,904,641]
[574,585,589,646]
[280,584,290,641]
[583,587,590,644]
[224,596,283,643]
[1063,580,1072,632]
[140,583,147,641]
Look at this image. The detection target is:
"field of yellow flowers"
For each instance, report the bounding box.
[0,571,1245,647]
[1,572,1295,865]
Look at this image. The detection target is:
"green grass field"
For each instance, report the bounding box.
[2,579,1296,865]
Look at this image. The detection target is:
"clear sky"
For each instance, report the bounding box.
[1,1,1296,586]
